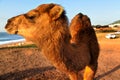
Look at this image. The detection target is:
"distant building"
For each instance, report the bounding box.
[109,23,120,28]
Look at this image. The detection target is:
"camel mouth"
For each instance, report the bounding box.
[14,30,18,34]
[6,29,18,35]
[5,26,18,35]
[5,22,19,34]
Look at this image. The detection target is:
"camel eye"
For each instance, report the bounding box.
[24,14,36,20]
[28,15,36,19]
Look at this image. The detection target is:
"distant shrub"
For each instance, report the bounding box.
[0,44,37,49]
[95,28,117,33]
[100,29,117,33]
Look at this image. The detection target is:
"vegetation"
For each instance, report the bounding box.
[0,44,37,49]
[97,29,117,33]
[111,20,120,24]
[95,28,117,33]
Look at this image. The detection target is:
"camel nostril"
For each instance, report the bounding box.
[5,18,14,29]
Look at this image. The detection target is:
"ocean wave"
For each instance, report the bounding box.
[0,32,25,45]
[0,39,25,45]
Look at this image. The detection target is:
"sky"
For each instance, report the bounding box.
[0,0,120,32]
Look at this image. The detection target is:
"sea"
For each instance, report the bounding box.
[0,32,25,45]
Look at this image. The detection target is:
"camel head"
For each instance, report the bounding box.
[5,3,68,42]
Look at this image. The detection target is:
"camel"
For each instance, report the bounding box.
[5,3,99,80]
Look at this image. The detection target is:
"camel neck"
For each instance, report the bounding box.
[35,30,70,62]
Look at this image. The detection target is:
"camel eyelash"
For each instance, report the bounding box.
[28,15,36,19]
[24,14,36,20]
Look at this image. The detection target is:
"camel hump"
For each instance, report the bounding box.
[69,13,93,44]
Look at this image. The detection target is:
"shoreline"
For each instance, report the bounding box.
[0,40,33,48]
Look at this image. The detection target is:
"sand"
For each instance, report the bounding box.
[0,33,120,80]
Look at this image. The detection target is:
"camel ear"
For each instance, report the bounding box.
[49,5,64,20]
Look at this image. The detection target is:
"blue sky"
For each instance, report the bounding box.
[0,0,120,32]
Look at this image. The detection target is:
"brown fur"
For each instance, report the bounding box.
[70,13,99,80]
[5,3,99,80]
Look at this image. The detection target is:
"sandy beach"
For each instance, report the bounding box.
[0,33,120,80]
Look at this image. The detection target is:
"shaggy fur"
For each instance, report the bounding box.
[70,13,99,80]
[5,3,99,80]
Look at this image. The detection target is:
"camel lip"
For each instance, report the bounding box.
[5,28,18,35]
[5,28,12,34]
